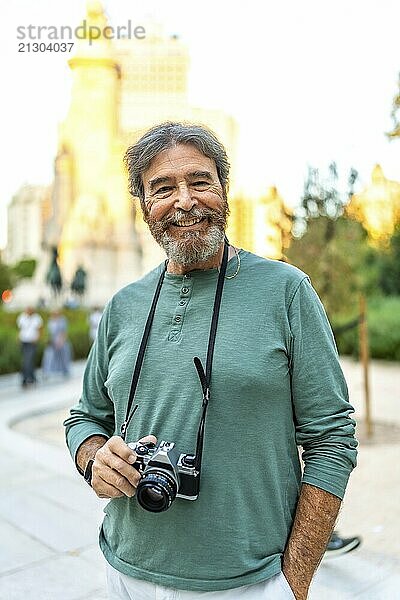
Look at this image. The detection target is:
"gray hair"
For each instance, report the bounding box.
[124,122,230,206]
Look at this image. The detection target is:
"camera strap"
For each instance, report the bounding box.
[193,241,228,471]
[120,239,229,474]
[120,261,167,440]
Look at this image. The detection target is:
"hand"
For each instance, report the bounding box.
[91,434,157,499]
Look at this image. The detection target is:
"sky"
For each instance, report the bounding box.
[1,0,400,249]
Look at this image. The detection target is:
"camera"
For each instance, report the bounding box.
[128,440,200,512]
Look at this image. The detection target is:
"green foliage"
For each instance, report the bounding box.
[287,215,371,318]
[376,227,400,295]
[335,296,400,361]
[0,260,14,294]
[0,308,91,375]
[0,328,21,373]
[12,258,37,280]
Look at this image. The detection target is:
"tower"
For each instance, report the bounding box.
[52,1,141,304]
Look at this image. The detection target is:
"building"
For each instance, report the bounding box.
[347,165,400,245]
[43,1,242,301]
[229,188,292,260]
[6,1,291,307]
[6,185,50,265]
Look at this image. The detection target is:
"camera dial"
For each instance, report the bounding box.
[181,454,196,467]
[135,444,150,456]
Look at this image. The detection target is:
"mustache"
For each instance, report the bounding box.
[162,206,226,228]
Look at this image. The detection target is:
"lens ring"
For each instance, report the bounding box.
[136,471,177,513]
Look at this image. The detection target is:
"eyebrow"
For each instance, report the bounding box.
[188,171,214,181]
[148,176,173,192]
[148,171,214,193]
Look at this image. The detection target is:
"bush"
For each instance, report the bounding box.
[0,308,92,375]
[335,296,400,361]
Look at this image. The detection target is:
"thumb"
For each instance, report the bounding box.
[138,434,157,445]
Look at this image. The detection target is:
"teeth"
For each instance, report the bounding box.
[175,218,202,227]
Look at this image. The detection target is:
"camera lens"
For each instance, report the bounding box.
[136,471,177,512]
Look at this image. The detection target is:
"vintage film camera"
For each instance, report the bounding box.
[128,440,200,512]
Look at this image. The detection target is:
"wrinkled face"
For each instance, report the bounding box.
[142,144,228,266]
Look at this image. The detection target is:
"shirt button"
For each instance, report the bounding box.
[181,287,189,294]
[184,274,191,279]
[179,300,186,306]
[174,315,182,323]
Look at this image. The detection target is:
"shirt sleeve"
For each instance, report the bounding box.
[288,277,358,499]
[63,302,115,468]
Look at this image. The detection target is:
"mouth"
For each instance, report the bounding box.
[170,217,206,230]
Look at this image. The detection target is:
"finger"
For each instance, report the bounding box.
[105,454,141,488]
[92,475,124,499]
[93,465,136,497]
[105,435,137,464]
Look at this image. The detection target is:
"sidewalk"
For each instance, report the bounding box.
[0,358,399,600]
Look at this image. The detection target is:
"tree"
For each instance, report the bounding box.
[287,216,371,317]
[0,259,14,295]
[377,226,400,295]
[12,258,37,280]
[287,164,370,319]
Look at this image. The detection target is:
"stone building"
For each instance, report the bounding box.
[6,185,50,266]
[6,1,293,307]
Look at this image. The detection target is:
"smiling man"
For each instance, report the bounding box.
[142,143,229,272]
[64,122,357,600]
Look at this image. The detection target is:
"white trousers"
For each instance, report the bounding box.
[106,563,295,599]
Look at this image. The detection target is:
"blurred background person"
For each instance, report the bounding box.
[16,306,43,388]
[42,310,71,378]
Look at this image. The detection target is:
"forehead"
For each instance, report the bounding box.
[143,144,218,186]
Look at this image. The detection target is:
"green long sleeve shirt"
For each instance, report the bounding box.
[64,250,357,591]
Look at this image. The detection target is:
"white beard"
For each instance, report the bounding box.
[160,224,225,266]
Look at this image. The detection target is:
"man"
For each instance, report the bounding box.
[17,306,43,387]
[64,123,357,599]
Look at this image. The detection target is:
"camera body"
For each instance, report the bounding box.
[128,440,200,512]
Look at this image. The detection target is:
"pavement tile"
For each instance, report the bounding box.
[0,519,54,574]
[354,573,400,599]
[0,554,104,600]
[78,545,107,569]
[79,591,108,600]
[0,489,100,553]
[0,448,51,488]
[24,474,107,519]
[310,550,400,599]
[0,358,399,599]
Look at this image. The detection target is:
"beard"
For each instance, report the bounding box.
[145,203,229,266]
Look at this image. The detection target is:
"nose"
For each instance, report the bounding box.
[174,183,197,211]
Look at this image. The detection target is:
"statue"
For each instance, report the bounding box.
[71,266,87,297]
[46,247,62,296]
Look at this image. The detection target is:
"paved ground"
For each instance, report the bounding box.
[0,358,399,599]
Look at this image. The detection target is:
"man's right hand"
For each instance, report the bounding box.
[81,434,157,499]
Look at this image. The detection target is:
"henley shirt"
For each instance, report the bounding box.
[64,250,357,592]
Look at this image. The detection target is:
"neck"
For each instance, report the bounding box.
[167,242,234,275]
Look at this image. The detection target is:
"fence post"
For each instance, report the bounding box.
[359,294,372,437]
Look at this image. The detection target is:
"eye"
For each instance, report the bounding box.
[154,186,174,197]
[192,181,210,190]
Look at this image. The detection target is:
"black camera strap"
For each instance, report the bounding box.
[120,261,167,440]
[193,241,228,471]
[120,240,229,480]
